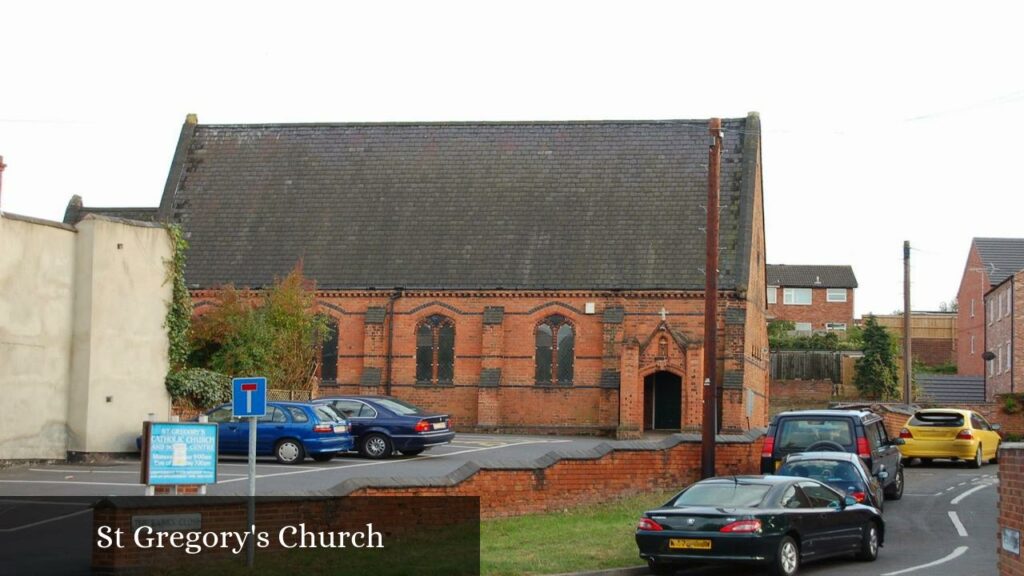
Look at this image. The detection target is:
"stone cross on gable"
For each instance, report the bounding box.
[660,307,667,321]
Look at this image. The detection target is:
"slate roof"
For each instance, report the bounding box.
[63,195,158,225]
[766,264,858,289]
[158,114,762,291]
[974,238,1024,287]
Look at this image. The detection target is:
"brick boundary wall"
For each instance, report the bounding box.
[770,379,834,404]
[338,431,765,519]
[999,443,1024,576]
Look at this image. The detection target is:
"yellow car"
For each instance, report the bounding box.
[898,408,1002,468]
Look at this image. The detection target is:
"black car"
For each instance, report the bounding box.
[777,451,885,511]
[761,409,904,500]
[636,475,883,576]
[314,396,455,459]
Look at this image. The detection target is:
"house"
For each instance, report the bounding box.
[765,264,857,332]
[955,237,1024,377]
[984,268,1023,400]
[70,113,769,438]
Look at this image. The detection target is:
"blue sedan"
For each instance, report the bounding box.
[314,396,455,459]
[203,401,353,464]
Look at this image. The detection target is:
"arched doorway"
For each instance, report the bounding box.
[643,371,682,430]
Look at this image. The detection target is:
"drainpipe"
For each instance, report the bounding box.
[384,288,403,396]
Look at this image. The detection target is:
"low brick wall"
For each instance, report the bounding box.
[999,443,1024,575]
[340,432,765,519]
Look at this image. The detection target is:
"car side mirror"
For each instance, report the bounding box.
[893,438,906,446]
[843,496,857,508]
[992,424,1002,432]
[877,471,889,481]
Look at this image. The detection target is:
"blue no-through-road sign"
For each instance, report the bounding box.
[232,377,267,417]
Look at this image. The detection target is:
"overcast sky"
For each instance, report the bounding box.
[2,1,1022,317]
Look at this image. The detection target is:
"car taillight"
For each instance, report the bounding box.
[850,491,866,503]
[956,429,973,440]
[313,424,332,433]
[414,420,431,433]
[761,436,775,458]
[720,519,762,533]
[636,518,663,532]
[899,428,913,439]
[857,437,871,458]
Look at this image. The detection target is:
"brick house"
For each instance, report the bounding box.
[985,269,1023,400]
[956,238,1024,377]
[70,113,769,438]
[765,264,857,332]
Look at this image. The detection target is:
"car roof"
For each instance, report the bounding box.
[698,475,796,485]
[783,451,860,463]
[914,408,970,415]
[316,395,394,402]
[774,409,877,420]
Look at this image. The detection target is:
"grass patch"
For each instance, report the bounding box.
[481,490,676,576]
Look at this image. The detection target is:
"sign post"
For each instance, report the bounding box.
[232,377,267,569]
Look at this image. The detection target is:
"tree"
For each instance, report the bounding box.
[853,315,900,400]
[189,265,328,390]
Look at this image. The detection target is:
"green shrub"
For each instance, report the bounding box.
[1003,394,1022,415]
[166,368,231,409]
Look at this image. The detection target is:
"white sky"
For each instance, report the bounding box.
[2,1,1022,317]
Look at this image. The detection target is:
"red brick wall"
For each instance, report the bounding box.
[988,280,1014,399]
[348,438,764,519]
[913,338,955,367]
[958,242,989,377]
[770,379,834,404]
[767,286,854,330]
[999,443,1024,576]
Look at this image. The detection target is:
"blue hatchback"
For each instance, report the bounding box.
[204,401,354,464]
[314,396,455,459]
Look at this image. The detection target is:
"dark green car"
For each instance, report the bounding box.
[636,475,884,576]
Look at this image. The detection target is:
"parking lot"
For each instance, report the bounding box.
[0,433,612,496]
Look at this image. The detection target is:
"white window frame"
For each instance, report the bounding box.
[1008,341,1013,373]
[767,286,778,305]
[970,334,975,355]
[794,322,813,333]
[825,322,847,331]
[970,298,975,318]
[998,346,1003,374]
[989,299,994,325]
[784,288,813,306]
[826,288,847,303]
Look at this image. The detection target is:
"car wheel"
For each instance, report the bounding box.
[772,536,800,576]
[884,467,904,500]
[647,559,673,575]
[400,448,425,457]
[311,453,334,462]
[970,446,983,469]
[275,439,305,464]
[991,443,1000,464]
[360,433,393,459]
[856,522,880,561]
[919,458,932,465]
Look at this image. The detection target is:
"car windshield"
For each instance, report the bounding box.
[778,418,854,449]
[910,412,964,427]
[670,483,771,508]
[374,398,424,415]
[778,460,863,487]
[314,406,343,423]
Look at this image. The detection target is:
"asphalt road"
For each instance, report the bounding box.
[645,461,1000,576]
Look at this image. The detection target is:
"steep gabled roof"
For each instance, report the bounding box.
[158,114,763,291]
[766,264,858,289]
[974,238,1024,287]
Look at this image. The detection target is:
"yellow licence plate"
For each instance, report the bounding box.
[669,539,712,550]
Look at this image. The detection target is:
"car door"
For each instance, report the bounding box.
[865,419,899,481]
[779,483,824,558]
[207,406,241,454]
[799,481,863,555]
[971,413,1000,459]
[329,400,377,441]
[255,406,292,454]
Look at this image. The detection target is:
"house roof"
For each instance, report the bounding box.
[765,264,858,289]
[63,195,158,225]
[157,114,763,291]
[974,237,1024,287]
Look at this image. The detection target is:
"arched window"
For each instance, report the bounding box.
[416,315,455,385]
[535,314,574,385]
[319,316,339,383]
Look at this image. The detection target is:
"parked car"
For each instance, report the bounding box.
[138,402,354,464]
[314,396,454,459]
[636,475,884,576]
[777,451,885,511]
[761,409,905,501]
[898,408,1001,468]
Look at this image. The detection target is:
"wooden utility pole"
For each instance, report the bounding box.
[903,241,912,406]
[701,119,723,480]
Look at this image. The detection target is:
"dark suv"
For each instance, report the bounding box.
[762,409,905,500]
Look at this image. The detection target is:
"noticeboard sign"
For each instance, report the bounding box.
[141,422,218,486]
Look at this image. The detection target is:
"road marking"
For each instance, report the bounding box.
[881,545,969,576]
[951,482,993,505]
[0,508,92,533]
[0,480,140,487]
[217,440,556,485]
[947,511,968,537]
